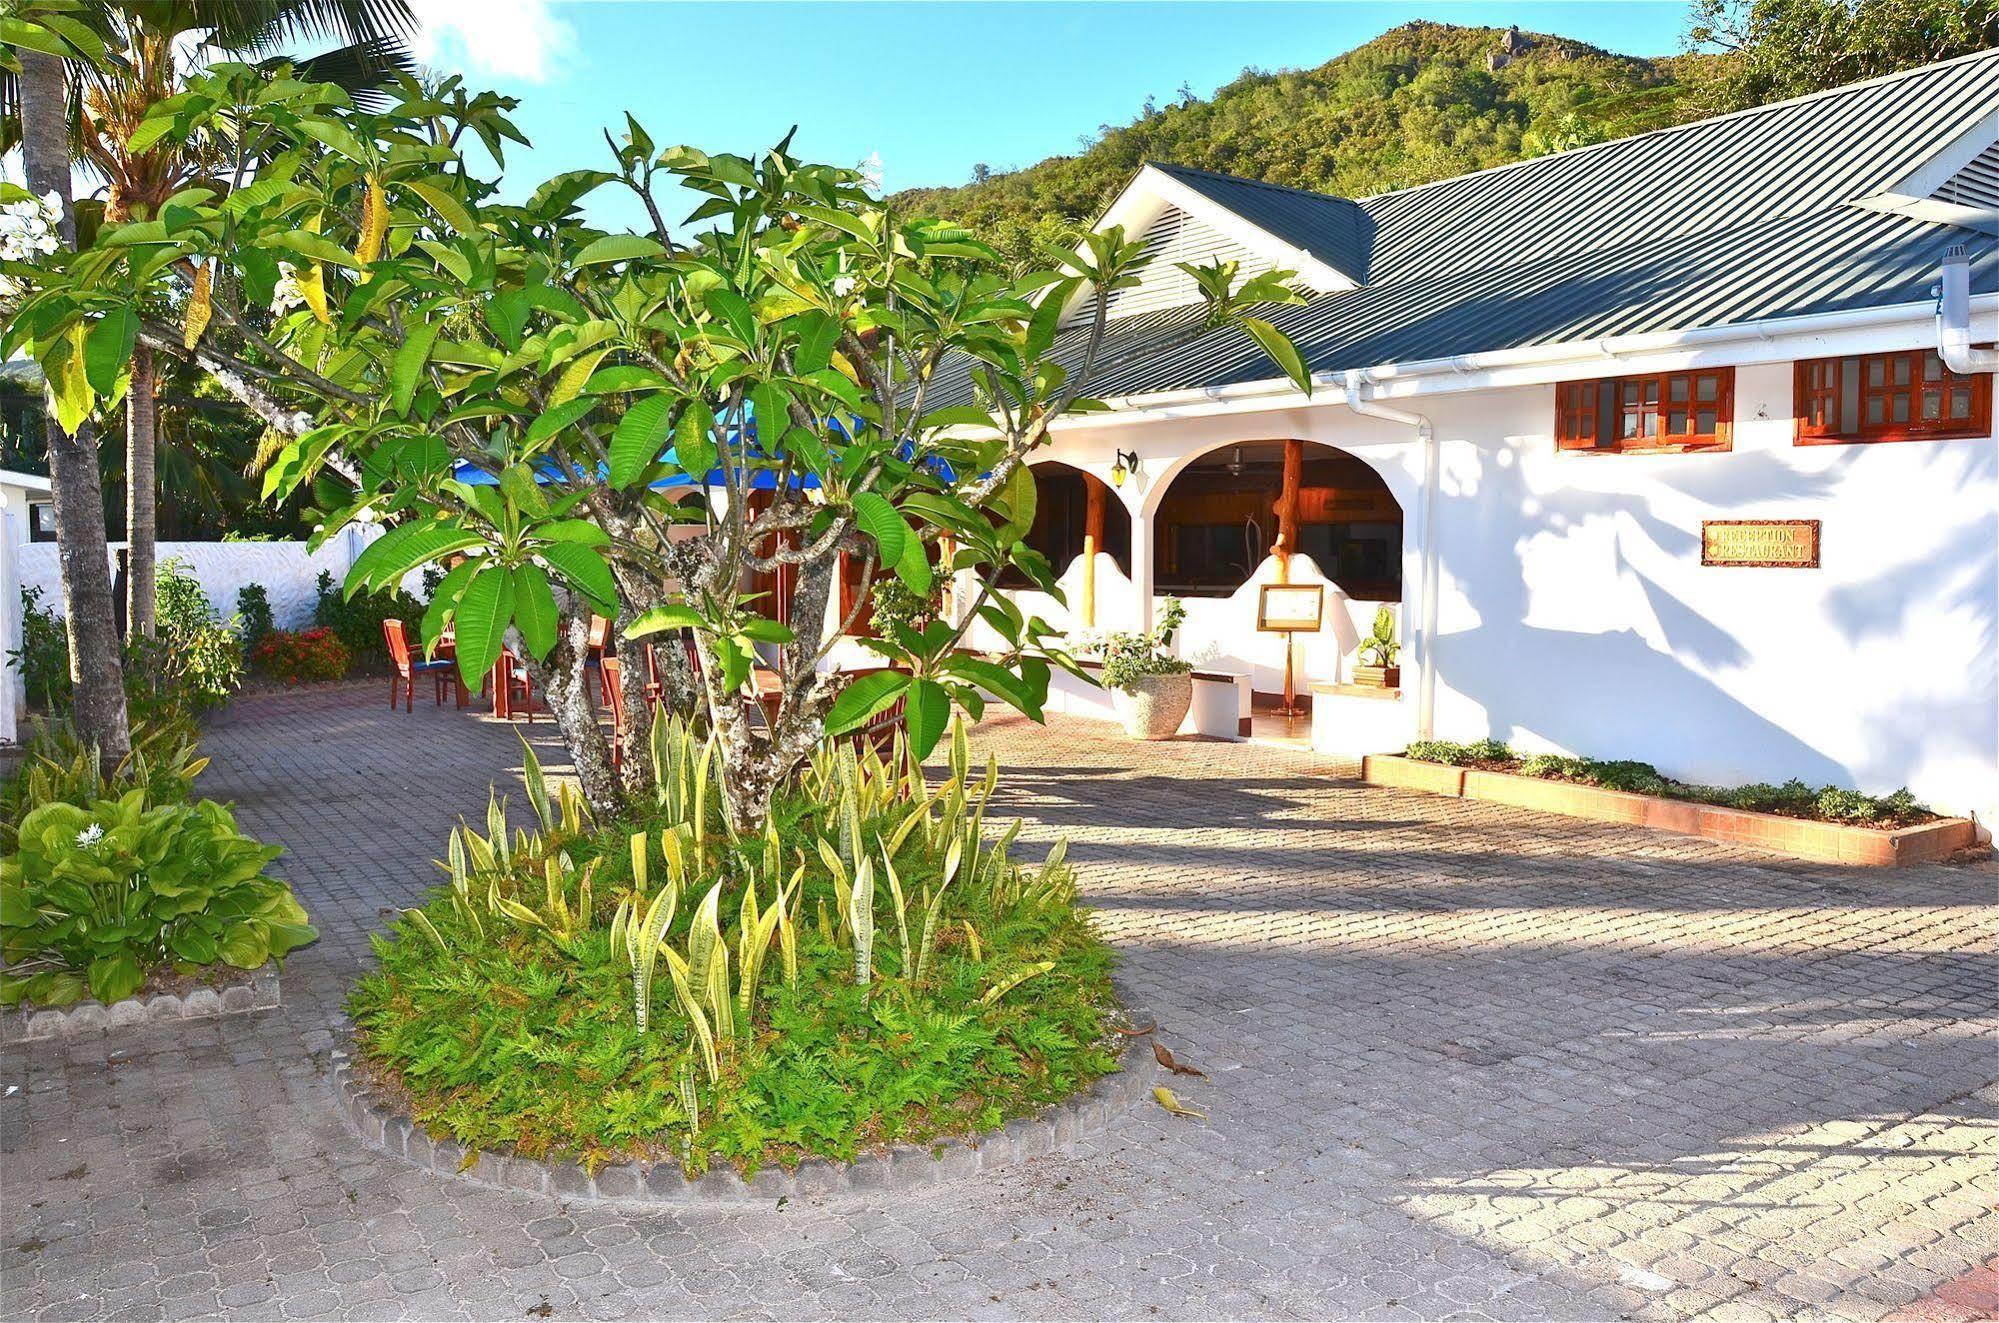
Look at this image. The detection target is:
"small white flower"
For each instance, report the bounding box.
[829,275,857,298]
[856,151,883,195]
[270,261,304,315]
[74,823,105,848]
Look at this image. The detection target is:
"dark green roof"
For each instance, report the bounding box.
[973,49,1999,402]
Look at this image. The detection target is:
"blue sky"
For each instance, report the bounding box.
[412,1,1694,227]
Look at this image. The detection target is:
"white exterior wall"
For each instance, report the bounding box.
[980,332,1999,822]
[15,527,391,631]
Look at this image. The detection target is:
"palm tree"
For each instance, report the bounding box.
[63,1,417,638]
[15,40,130,765]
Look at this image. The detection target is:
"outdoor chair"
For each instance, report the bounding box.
[585,614,613,705]
[601,655,628,769]
[491,649,535,721]
[382,619,460,712]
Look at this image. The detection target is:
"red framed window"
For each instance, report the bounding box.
[1795,350,1991,444]
[1556,369,1733,453]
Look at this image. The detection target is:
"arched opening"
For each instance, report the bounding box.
[997,461,1131,588]
[1152,440,1401,601]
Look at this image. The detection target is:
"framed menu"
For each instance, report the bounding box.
[1257,583,1325,632]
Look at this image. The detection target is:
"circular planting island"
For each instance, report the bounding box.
[343,725,1146,1200]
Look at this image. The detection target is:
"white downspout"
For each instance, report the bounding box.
[1939,244,1999,375]
[1343,368,1440,740]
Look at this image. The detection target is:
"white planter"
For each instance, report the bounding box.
[1111,672,1193,740]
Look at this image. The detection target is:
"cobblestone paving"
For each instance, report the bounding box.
[4,684,1995,1322]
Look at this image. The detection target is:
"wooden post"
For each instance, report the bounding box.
[1271,438,1303,584]
[1081,478,1106,627]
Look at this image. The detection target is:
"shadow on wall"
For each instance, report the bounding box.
[1426,438,1998,802]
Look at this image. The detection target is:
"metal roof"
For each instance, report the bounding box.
[947,49,1999,405]
[1146,162,1375,284]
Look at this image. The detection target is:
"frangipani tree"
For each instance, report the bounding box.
[6,65,1309,832]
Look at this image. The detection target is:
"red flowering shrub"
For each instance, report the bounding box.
[252,627,351,685]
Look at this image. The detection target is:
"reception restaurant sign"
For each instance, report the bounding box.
[1701,519,1821,569]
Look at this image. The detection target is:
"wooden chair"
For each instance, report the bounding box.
[490,649,535,721]
[586,614,614,705]
[601,655,628,769]
[382,619,460,711]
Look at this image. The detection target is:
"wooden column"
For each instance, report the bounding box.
[1271,438,1303,584]
[1081,478,1106,627]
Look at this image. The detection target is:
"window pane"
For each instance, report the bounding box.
[1866,397,1884,424]
[1669,376,1689,401]
[1868,359,1885,387]
[1923,353,1944,381]
[1622,383,1639,407]
[1893,357,1911,386]
[1696,376,1718,401]
[1921,390,1941,421]
[1840,368,1860,433]
[1668,408,1689,434]
[1696,408,1717,434]
[1951,387,1972,419]
[1891,395,1909,423]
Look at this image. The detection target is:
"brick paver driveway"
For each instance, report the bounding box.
[4,684,1994,1322]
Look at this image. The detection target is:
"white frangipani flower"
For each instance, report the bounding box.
[270,261,305,315]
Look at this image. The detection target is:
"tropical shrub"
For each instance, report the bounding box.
[253,626,351,684]
[313,570,421,667]
[1,790,316,1007]
[349,719,1121,1174]
[1403,740,1934,826]
[11,587,70,712]
[1,713,208,855]
[127,558,243,720]
[236,582,275,654]
[1096,597,1192,691]
[1358,607,1400,668]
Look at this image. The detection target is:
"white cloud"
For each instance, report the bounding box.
[412,0,577,85]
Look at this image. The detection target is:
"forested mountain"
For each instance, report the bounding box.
[892,21,1706,262]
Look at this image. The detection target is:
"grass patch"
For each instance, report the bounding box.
[1402,739,1935,827]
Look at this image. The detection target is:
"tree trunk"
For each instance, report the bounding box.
[125,344,158,639]
[20,49,130,766]
[520,609,624,819]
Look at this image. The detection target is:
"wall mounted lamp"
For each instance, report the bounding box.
[1110,448,1140,488]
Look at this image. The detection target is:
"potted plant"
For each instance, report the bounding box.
[1098,598,1194,739]
[1354,607,1401,688]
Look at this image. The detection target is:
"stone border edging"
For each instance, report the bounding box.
[0,967,281,1044]
[332,1030,1160,1204]
[1363,754,1979,867]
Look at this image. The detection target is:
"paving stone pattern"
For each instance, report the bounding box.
[3,683,1994,1321]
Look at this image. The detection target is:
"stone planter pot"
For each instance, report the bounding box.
[1112,672,1193,739]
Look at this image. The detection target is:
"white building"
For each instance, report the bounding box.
[951,52,1999,822]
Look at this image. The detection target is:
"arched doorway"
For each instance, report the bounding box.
[1151,440,1401,603]
[998,462,1131,627]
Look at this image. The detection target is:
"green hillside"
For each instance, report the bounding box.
[895,21,1706,263]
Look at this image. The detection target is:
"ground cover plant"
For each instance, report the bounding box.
[348,719,1121,1175]
[1402,739,1934,827]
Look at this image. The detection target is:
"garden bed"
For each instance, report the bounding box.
[333,1029,1156,1203]
[1363,752,1977,866]
[0,966,279,1044]
[347,720,1133,1181]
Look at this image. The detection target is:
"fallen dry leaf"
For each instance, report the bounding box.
[1153,1042,1208,1078]
[1153,1086,1207,1120]
[1112,1019,1158,1037]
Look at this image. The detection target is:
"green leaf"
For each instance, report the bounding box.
[265,229,359,269]
[421,559,475,655]
[345,521,485,597]
[539,542,617,616]
[894,532,933,595]
[824,670,910,738]
[610,394,672,488]
[738,618,794,645]
[86,951,144,1005]
[584,365,669,394]
[392,319,442,414]
[1026,277,1080,359]
[905,679,950,759]
[216,922,271,970]
[625,604,703,638]
[673,399,717,479]
[403,178,478,237]
[524,397,596,448]
[84,306,137,398]
[513,562,558,660]
[852,492,908,568]
[453,564,515,691]
[792,310,841,374]
[1000,462,1037,540]
[574,234,666,266]
[1240,316,1311,396]
[169,926,218,965]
